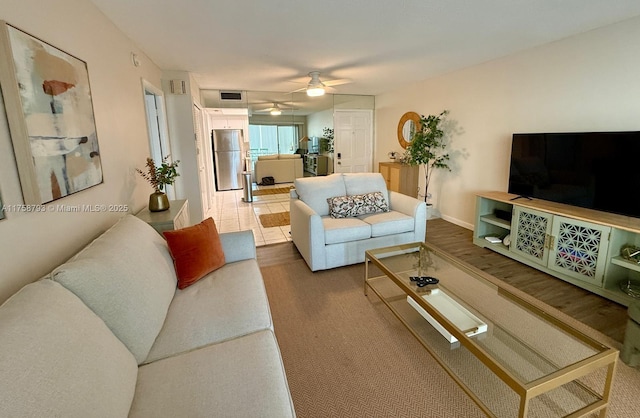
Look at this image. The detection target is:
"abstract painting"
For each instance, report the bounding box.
[0,21,102,204]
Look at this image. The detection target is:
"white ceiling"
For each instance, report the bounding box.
[90,0,640,96]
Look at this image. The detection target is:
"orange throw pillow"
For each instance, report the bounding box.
[163,217,226,289]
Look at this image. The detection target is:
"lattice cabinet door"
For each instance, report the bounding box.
[511,207,553,266]
[547,216,610,286]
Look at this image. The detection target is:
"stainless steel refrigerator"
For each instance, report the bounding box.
[212,129,244,191]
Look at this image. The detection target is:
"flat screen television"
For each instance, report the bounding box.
[508,131,640,219]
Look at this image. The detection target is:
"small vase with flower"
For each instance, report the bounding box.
[136,156,180,212]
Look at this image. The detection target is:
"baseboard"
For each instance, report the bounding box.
[439,214,473,231]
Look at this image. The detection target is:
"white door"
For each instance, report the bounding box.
[333,109,373,173]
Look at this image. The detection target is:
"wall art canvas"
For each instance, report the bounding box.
[0,21,102,204]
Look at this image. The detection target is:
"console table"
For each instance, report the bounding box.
[474,191,640,307]
[136,199,189,234]
[378,162,418,198]
[304,154,328,176]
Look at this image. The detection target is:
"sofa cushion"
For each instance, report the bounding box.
[0,280,138,418]
[163,217,226,289]
[358,210,415,237]
[131,330,295,418]
[323,216,371,244]
[295,173,346,216]
[51,215,177,364]
[278,153,301,159]
[343,172,390,204]
[327,191,389,218]
[258,154,279,160]
[145,259,273,363]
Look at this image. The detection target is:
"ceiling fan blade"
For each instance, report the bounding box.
[287,86,307,94]
[323,78,351,87]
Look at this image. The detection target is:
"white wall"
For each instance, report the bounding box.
[307,108,333,138]
[162,71,203,224]
[376,16,640,230]
[0,0,163,303]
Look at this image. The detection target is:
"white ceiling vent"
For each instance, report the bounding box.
[220,91,243,101]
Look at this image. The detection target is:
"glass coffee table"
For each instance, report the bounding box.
[364,242,618,418]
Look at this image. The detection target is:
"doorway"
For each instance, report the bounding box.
[333,109,374,173]
[142,80,175,199]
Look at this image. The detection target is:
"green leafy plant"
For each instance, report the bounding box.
[405,110,450,203]
[136,156,180,193]
[322,127,334,153]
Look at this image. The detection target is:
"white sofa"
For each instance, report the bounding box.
[290,172,427,271]
[0,215,295,417]
[254,154,303,184]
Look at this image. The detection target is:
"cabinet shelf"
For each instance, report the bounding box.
[479,214,511,230]
[304,154,328,176]
[611,256,640,273]
[479,236,509,248]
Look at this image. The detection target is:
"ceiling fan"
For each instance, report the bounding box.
[252,102,292,115]
[291,71,351,96]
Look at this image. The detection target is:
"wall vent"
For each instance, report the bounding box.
[220,91,243,101]
[170,80,186,95]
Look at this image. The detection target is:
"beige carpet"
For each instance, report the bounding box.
[259,211,290,228]
[260,258,640,418]
[252,186,293,196]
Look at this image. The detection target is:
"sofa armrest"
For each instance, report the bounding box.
[290,197,326,271]
[388,191,427,242]
[219,230,257,263]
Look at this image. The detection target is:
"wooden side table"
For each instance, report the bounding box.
[136,199,190,234]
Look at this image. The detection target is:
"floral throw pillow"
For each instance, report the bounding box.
[327,192,389,218]
[327,195,354,218]
[351,192,390,216]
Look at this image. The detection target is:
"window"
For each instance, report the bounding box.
[248,124,299,162]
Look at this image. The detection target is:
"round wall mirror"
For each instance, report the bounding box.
[397,111,421,149]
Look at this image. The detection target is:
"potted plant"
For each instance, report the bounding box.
[136,156,180,211]
[321,127,334,153]
[405,110,450,204]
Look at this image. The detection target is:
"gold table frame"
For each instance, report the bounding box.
[364,242,618,418]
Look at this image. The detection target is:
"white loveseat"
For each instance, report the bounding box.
[254,154,303,184]
[0,215,295,417]
[290,172,427,271]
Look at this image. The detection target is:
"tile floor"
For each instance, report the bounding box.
[207,183,293,247]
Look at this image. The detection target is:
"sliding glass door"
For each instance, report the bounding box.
[248,124,299,172]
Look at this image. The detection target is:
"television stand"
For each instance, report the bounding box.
[474,191,640,307]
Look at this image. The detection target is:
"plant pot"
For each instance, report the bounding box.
[149,192,170,212]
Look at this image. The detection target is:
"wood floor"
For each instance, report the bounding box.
[257,218,628,343]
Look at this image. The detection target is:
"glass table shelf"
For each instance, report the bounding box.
[364,242,618,417]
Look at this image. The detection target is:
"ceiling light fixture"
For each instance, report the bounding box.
[270,104,282,115]
[306,71,326,97]
[306,86,325,97]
